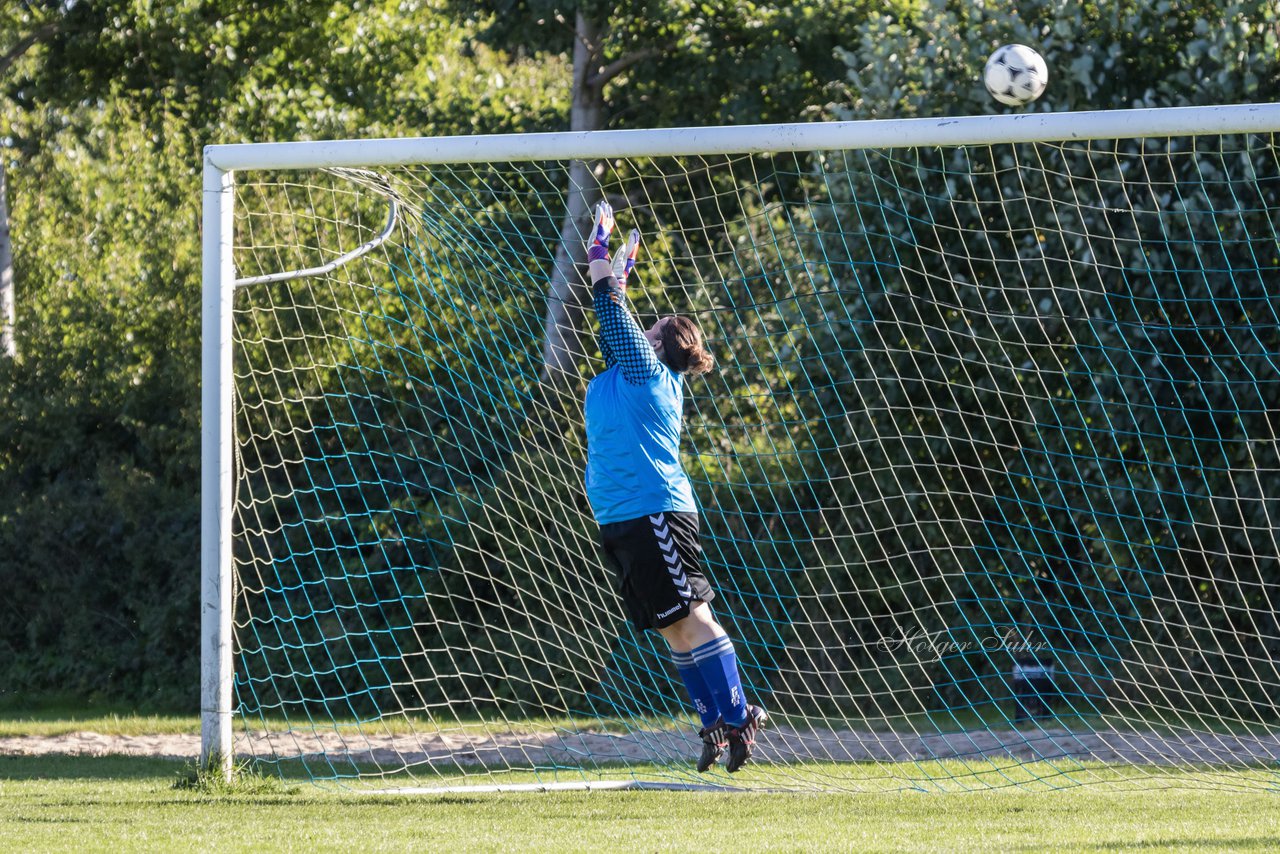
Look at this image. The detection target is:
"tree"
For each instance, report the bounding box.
[445,1,875,379]
[0,155,12,358]
[0,1,572,707]
[812,0,1280,714]
[0,1,74,359]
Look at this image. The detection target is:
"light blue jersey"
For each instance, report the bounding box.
[584,275,697,525]
[585,362,697,524]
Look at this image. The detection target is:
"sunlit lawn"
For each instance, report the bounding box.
[4,698,1278,851]
[2,754,1278,852]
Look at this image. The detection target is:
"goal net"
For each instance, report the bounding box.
[203,106,1280,792]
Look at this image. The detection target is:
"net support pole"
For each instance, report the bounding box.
[200,154,235,782]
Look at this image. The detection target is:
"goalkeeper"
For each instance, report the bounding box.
[582,202,766,773]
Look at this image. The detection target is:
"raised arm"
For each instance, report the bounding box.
[596,280,618,371]
[592,273,661,384]
[585,203,659,385]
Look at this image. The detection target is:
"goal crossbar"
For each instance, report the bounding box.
[204,103,1280,171]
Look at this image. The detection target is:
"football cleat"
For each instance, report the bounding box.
[725,704,767,773]
[696,717,727,773]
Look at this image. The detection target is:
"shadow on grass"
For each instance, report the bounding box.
[0,693,190,720]
[1015,838,1280,852]
[144,794,488,808]
[0,752,579,793]
[0,754,186,781]
[0,754,312,804]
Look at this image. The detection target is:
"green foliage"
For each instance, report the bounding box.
[832,0,1280,118]
[616,2,879,126]
[0,100,201,706]
[813,0,1280,715]
[448,0,876,127]
[4,0,1280,726]
[0,4,572,707]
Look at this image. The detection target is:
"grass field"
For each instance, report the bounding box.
[3,702,1279,851]
[2,753,1278,851]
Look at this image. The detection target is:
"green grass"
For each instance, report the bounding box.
[0,695,197,738]
[1,755,1278,852]
[0,712,199,738]
[0,694,689,737]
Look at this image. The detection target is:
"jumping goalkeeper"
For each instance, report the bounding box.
[582,202,766,773]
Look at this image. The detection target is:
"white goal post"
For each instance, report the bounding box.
[202,102,1280,787]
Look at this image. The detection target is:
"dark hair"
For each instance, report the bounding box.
[660,316,714,375]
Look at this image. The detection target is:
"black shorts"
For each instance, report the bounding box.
[598,511,715,630]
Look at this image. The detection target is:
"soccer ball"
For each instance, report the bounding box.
[984,44,1048,107]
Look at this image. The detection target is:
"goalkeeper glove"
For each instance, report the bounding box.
[612,229,640,289]
[586,201,615,260]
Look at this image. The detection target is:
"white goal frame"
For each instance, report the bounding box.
[201,102,1280,781]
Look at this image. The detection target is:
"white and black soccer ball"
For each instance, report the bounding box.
[984,44,1048,107]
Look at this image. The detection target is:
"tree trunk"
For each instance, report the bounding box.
[0,157,13,359]
[539,11,604,383]
[0,19,64,361]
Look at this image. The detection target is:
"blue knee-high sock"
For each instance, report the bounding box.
[690,636,748,727]
[672,649,721,730]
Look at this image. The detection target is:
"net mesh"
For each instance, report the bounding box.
[227,130,1280,792]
